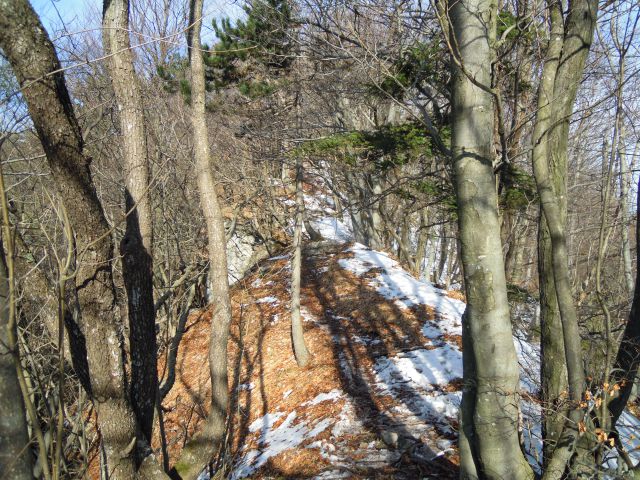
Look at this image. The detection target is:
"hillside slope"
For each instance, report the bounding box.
[155,201,640,479]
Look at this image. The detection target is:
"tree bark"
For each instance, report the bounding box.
[102,0,157,447]
[448,0,533,476]
[0,238,32,480]
[608,171,640,430]
[172,0,233,477]
[291,157,311,367]
[530,0,598,476]
[0,2,158,477]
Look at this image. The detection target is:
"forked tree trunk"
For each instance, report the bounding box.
[530,0,598,476]
[172,0,233,477]
[448,0,533,477]
[102,0,157,447]
[291,157,311,367]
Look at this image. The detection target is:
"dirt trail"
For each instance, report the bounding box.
[156,240,461,479]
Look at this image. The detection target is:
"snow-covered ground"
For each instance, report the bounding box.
[226,194,640,478]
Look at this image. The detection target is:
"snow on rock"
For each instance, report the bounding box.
[231,411,333,480]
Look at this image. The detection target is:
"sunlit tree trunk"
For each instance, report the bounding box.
[291,157,311,367]
[448,0,533,476]
[102,0,157,447]
[531,0,598,476]
[0,2,146,477]
[173,0,232,477]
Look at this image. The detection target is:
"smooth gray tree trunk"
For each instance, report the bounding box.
[448,0,533,476]
[530,0,598,476]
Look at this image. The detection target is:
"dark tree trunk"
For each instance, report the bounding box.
[0,239,32,480]
[102,0,157,447]
[0,2,165,477]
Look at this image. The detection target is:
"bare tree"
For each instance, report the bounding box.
[172,0,233,477]
[447,0,533,477]
[529,0,598,475]
[0,1,167,478]
[0,234,32,480]
[102,0,157,448]
[291,155,311,367]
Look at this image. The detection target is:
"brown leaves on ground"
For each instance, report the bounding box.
[153,242,459,478]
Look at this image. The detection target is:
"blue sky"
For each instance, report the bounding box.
[30,0,244,44]
[31,0,98,33]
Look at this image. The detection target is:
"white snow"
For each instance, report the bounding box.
[232,411,333,479]
[312,216,353,243]
[338,243,466,333]
[255,296,279,304]
[374,345,462,392]
[268,254,289,261]
[236,382,255,392]
[230,232,640,478]
[303,389,344,406]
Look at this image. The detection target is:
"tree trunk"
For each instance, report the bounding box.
[539,217,568,463]
[0,238,32,480]
[448,0,533,476]
[414,208,429,278]
[608,171,640,431]
[291,157,311,367]
[531,0,598,476]
[0,2,148,478]
[102,0,157,447]
[619,134,635,297]
[173,0,233,477]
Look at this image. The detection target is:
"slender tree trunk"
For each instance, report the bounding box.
[437,223,448,284]
[0,238,32,480]
[0,2,151,478]
[415,208,429,278]
[530,0,598,476]
[448,0,533,476]
[291,157,311,367]
[539,216,568,462]
[619,134,635,297]
[173,0,233,477]
[102,0,157,448]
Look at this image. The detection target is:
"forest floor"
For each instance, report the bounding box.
[157,238,468,479]
[151,193,640,479]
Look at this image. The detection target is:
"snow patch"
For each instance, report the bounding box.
[374,345,463,392]
[338,244,465,330]
[303,389,344,406]
[232,411,333,479]
[255,296,279,304]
